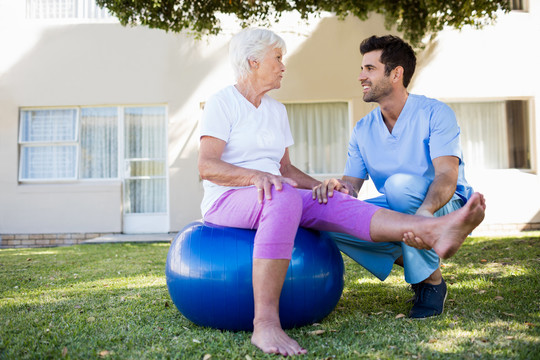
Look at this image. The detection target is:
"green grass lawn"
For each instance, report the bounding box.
[1,234,539,359]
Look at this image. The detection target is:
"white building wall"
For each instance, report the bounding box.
[0,1,228,234]
[0,0,538,236]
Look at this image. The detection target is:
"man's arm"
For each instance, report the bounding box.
[416,155,459,216]
[340,176,365,198]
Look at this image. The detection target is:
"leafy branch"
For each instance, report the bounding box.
[96,0,510,45]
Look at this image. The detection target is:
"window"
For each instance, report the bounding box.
[19,109,79,180]
[285,102,349,175]
[26,0,113,19]
[506,100,531,169]
[447,100,532,170]
[509,0,528,11]
[123,107,167,214]
[19,106,165,182]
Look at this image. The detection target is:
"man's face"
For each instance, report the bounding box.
[358,50,393,103]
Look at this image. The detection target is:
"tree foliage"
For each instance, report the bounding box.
[96,0,510,45]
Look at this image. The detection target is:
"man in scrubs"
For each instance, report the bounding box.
[313,35,473,318]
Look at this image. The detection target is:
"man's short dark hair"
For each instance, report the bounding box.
[360,35,416,88]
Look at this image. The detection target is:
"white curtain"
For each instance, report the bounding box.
[19,109,78,180]
[20,109,77,142]
[448,101,509,169]
[19,106,168,193]
[80,107,118,179]
[20,145,77,179]
[123,107,167,214]
[285,102,349,174]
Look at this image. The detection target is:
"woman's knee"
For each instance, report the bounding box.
[265,183,303,216]
[254,185,302,258]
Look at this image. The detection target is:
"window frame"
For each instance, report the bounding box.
[18,105,168,184]
[509,0,529,12]
[283,100,353,178]
[18,107,81,182]
[443,97,536,173]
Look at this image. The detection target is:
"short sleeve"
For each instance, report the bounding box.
[344,125,368,179]
[429,103,463,162]
[200,94,232,142]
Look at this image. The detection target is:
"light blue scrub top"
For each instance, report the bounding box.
[344,94,473,202]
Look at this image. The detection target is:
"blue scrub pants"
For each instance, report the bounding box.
[325,173,464,284]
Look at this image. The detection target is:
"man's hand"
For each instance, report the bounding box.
[401,208,435,249]
[403,232,433,250]
[312,178,355,204]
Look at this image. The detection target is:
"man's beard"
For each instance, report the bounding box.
[363,78,392,103]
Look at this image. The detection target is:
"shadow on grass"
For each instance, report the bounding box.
[331,235,539,348]
[1,236,538,359]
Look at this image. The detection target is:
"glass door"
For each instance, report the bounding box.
[122,106,168,233]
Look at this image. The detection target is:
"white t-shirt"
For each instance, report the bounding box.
[199,85,294,216]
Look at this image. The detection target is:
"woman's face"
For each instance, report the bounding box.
[253,47,285,90]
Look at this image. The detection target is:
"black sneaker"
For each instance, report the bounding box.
[408,278,447,319]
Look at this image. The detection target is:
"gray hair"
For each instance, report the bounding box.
[229,28,287,81]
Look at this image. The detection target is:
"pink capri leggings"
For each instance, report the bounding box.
[203,184,381,259]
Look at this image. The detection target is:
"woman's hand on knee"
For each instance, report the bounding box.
[252,172,297,203]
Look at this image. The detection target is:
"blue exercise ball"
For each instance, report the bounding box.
[166,221,344,331]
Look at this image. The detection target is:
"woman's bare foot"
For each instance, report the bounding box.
[412,192,486,259]
[251,319,307,356]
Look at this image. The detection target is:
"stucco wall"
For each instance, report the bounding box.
[1,1,236,234]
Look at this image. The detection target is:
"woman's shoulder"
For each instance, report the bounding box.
[209,85,236,102]
[262,94,286,111]
[204,86,241,113]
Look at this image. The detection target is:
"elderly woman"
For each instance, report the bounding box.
[198,28,485,356]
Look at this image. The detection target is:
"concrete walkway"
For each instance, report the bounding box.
[82,233,175,244]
